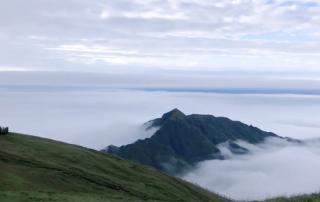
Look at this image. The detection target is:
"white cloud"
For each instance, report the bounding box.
[0,0,319,73]
[182,138,320,200]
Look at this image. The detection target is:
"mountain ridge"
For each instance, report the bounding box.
[105,109,280,174]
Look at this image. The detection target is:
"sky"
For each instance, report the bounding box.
[1,0,320,75]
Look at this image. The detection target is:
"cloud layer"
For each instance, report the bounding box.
[183,138,320,201]
[1,75,320,199]
[1,71,320,151]
[1,0,320,73]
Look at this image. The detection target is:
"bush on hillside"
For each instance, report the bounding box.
[0,127,9,135]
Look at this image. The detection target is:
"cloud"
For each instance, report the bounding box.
[0,0,320,73]
[1,72,320,147]
[182,138,320,201]
[278,120,320,129]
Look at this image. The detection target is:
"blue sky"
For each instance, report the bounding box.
[0,0,320,75]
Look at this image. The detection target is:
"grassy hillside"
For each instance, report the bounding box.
[0,133,228,202]
[265,193,320,202]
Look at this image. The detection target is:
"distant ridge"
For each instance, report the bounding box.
[104,109,281,174]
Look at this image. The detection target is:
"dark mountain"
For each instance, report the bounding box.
[104,109,281,174]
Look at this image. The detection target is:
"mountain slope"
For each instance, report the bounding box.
[0,133,228,202]
[266,193,320,202]
[105,109,280,174]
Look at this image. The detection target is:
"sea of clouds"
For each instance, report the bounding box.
[1,72,320,200]
[183,138,320,200]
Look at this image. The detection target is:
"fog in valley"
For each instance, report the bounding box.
[183,138,320,200]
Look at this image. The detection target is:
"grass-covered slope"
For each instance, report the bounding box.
[0,133,228,202]
[265,193,320,202]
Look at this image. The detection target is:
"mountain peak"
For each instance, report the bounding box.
[161,108,186,121]
[106,110,281,174]
[144,108,186,129]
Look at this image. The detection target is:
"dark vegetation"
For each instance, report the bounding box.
[105,109,280,174]
[0,133,228,202]
[0,126,9,135]
[265,193,320,202]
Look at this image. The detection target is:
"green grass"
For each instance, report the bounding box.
[265,193,320,202]
[0,133,228,202]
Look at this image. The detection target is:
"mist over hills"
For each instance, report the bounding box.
[104,109,281,174]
